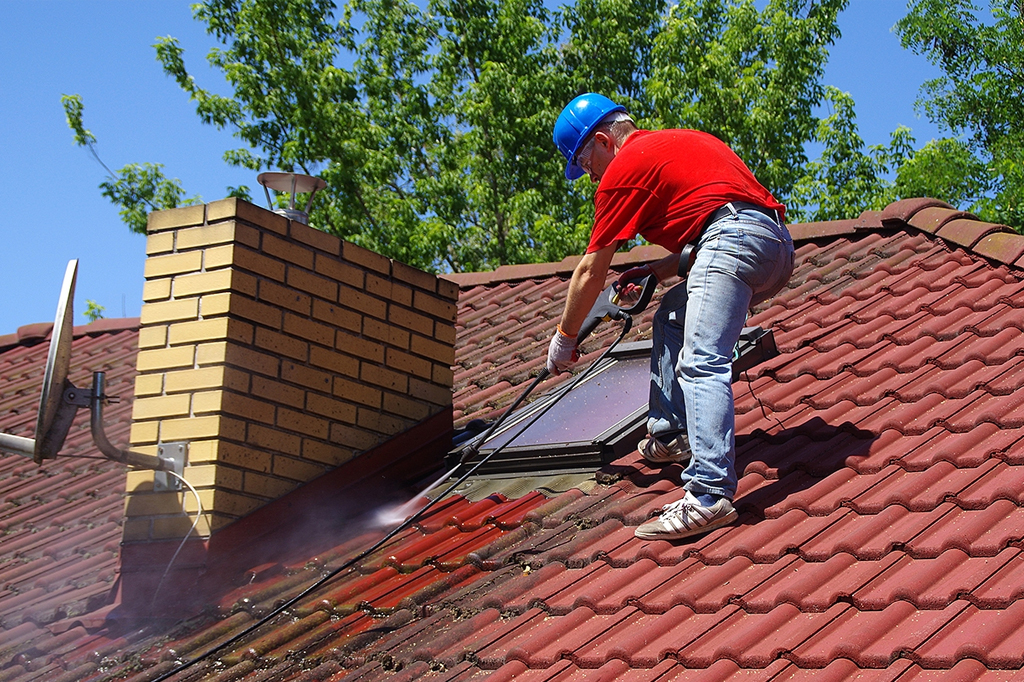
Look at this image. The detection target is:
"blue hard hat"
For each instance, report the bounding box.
[553,93,626,180]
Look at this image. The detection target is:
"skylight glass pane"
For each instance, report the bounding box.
[482,356,649,451]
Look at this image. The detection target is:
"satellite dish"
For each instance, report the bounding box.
[35,260,79,462]
[0,260,79,462]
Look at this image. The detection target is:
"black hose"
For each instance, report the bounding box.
[152,317,634,681]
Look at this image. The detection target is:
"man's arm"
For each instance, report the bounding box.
[558,242,619,336]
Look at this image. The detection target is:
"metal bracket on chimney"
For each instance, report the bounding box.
[154,442,188,492]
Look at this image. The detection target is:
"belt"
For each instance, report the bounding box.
[678,202,781,278]
[705,201,780,228]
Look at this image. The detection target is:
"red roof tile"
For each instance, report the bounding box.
[8,201,1024,679]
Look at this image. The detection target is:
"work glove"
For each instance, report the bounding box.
[546,325,579,375]
[615,264,656,307]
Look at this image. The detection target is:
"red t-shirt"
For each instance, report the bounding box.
[587,129,785,253]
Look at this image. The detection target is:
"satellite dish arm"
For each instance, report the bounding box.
[0,432,36,459]
[91,372,176,471]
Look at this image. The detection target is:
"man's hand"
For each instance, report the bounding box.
[546,325,579,375]
[615,264,656,306]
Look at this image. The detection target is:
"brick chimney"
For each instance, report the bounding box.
[123,199,457,543]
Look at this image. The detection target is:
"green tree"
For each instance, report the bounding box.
[68,0,864,270]
[895,0,1024,228]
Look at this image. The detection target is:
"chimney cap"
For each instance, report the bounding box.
[256,172,327,225]
[257,172,327,194]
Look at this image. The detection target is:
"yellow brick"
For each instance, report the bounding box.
[184,439,219,464]
[311,299,361,333]
[176,220,259,250]
[210,342,281,378]
[125,469,156,493]
[363,318,410,350]
[230,244,287,281]
[342,241,390,275]
[336,330,384,363]
[152,514,212,539]
[314,252,363,288]
[147,231,175,255]
[215,442,272,473]
[140,298,199,325]
[287,265,337,300]
[413,290,458,322]
[121,517,153,542]
[411,334,456,365]
[283,313,334,347]
[309,346,359,378]
[385,348,432,380]
[254,327,308,362]
[134,374,164,397]
[329,422,381,451]
[169,318,252,346]
[387,305,433,336]
[262,233,314,270]
[137,325,168,349]
[247,423,301,456]
[218,391,277,425]
[357,408,409,436]
[190,390,223,415]
[281,361,332,393]
[251,375,305,408]
[144,251,204,279]
[201,292,232,317]
[259,279,312,315]
[383,392,431,421]
[290,221,341,254]
[207,197,287,234]
[147,204,205,232]
[143,278,172,302]
[242,471,297,499]
[362,363,409,393]
[165,366,250,394]
[409,377,453,407]
[333,376,382,408]
[365,273,392,299]
[437,276,461,302]
[129,420,160,446]
[136,346,195,372]
[306,392,358,423]
[434,322,457,346]
[433,363,454,387]
[132,394,192,421]
[392,260,436,292]
[302,439,354,467]
[276,406,329,439]
[337,285,387,320]
[124,491,184,516]
[225,294,282,329]
[272,454,325,483]
[160,415,245,442]
[173,269,233,297]
[185,463,244,490]
[203,244,236,271]
[198,489,262,516]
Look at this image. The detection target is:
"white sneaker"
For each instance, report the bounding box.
[638,433,691,464]
[634,491,738,541]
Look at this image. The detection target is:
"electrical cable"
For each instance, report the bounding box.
[150,470,204,608]
[150,318,634,682]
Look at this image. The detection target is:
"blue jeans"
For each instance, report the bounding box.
[648,209,794,499]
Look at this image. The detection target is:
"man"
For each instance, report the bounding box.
[548,93,794,541]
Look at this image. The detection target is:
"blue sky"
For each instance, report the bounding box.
[0,0,943,334]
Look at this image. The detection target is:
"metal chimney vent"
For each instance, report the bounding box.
[256,172,327,224]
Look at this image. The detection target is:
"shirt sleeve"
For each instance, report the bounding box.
[587,186,660,253]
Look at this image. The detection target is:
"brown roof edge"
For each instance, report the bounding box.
[0,317,141,354]
[443,197,1024,289]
